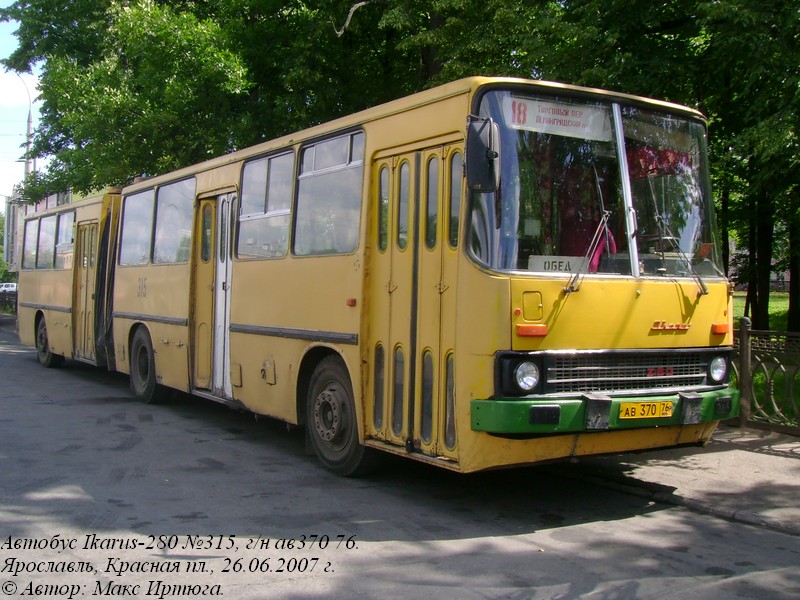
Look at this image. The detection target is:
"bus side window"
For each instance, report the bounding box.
[153,179,195,264]
[54,211,75,270]
[294,132,363,256]
[36,215,57,269]
[22,219,38,269]
[241,157,268,216]
[238,152,293,259]
[119,190,155,266]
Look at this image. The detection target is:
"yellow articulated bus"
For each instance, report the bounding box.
[19,76,738,475]
[18,191,121,369]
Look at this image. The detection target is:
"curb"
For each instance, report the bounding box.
[652,491,800,537]
[551,466,800,537]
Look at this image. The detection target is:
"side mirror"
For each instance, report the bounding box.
[466,116,501,192]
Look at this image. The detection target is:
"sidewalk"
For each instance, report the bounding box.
[574,424,800,536]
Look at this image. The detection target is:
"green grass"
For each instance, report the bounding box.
[733,291,789,331]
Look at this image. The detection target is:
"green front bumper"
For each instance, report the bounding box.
[471,388,739,434]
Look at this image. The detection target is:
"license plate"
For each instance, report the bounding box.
[619,401,674,419]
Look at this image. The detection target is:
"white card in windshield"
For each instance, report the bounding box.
[504,96,613,142]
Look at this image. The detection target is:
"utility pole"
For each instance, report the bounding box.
[15,72,33,179]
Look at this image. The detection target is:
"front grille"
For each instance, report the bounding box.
[544,351,713,394]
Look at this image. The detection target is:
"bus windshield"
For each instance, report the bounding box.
[468,90,724,279]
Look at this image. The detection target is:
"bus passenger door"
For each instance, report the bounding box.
[368,142,462,461]
[192,194,235,399]
[415,145,461,461]
[74,222,97,361]
[387,153,417,449]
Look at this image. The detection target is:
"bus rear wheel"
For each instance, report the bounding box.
[36,317,63,368]
[129,328,164,403]
[306,356,378,477]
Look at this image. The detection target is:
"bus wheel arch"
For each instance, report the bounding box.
[128,325,166,404]
[35,312,64,368]
[296,347,328,428]
[300,350,378,476]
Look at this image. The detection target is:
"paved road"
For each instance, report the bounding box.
[0,313,798,599]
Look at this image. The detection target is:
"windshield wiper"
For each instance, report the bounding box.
[654,215,709,296]
[643,175,708,296]
[564,210,612,294]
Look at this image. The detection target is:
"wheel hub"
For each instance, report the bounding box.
[314,388,342,442]
[37,327,47,351]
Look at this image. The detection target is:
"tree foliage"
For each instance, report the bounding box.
[1,0,426,197]
[697,0,800,328]
[5,1,252,195]
[2,0,799,327]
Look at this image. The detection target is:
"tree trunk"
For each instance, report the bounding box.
[753,192,774,329]
[720,185,730,275]
[744,213,756,320]
[419,14,444,83]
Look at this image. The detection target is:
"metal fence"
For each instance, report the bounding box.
[0,292,16,313]
[735,316,800,435]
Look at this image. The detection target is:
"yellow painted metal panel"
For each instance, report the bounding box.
[112,263,191,392]
[227,254,363,421]
[509,277,733,351]
[457,423,718,473]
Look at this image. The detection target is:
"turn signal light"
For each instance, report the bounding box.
[711,323,729,335]
[516,324,548,337]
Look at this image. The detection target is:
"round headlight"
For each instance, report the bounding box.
[515,361,540,392]
[709,356,728,383]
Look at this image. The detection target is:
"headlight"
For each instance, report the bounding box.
[708,356,728,383]
[515,361,541,392]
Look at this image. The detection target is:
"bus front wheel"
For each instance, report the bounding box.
[306,356,377,477]
[129,328,164,403]
[36,317,63,368]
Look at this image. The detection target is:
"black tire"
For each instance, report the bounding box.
[129,328,164,403]
[35,317,63,368]
[306,356,379,476]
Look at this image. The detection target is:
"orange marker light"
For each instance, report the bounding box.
[517,324,548,337]
[711,323,729,335]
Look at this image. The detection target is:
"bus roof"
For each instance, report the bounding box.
[21,188,120,220]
